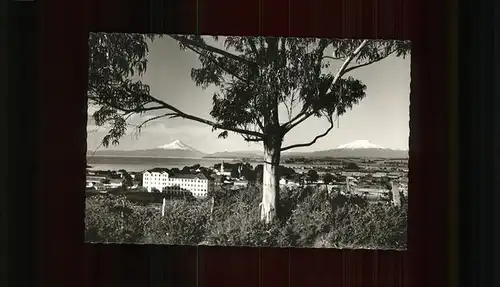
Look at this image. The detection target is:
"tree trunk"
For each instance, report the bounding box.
[260,138,282,224]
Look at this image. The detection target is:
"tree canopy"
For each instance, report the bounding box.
[322,173,335,185]
[87,33,410,150]
[306,170,319,182]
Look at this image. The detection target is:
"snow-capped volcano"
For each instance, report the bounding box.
[336,140,385,150]
[158,140,196,150]
[281,139,408,159]
[89,139,206,158]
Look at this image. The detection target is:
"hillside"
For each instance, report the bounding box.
[87,140,408,159]
[203,150,263,159]
[88,140,207,158]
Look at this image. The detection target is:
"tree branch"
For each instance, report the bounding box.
[325,40,368,94]
[241,134,264,142]
[146,96,264,138]
[132,113,177,134]
[170,35,257,67]
[284,110,313,132]
[255,115,264,132]
[321,55,340,61]
[342,50,397,75]
[281,40,369,133]
[184,44,251,84]
[280,120,334,152]
[88,92,165,114]
[283,106,307,128]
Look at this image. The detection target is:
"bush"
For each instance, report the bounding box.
[85,195,152,243]
[204,199,296,247]
[143,200,211,245]
[325,201,407,249]
[85,186,407,249]
[285,188,332,247]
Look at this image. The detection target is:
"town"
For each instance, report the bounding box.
[86,158,408,203]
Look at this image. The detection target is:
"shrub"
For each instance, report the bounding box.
[204,200,285,247]
[85,186,407,249]
[85,195,152,243]
[325,201,407,249]
[143,200,211,245]
[285,188,332,247]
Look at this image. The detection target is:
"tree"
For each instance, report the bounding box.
[199,167,212,179]
[345,162,360,170]
[278,165,296,179]
[230,166,240,178]
[292,173,304,184]
[306,170,319,183]
[122,173,134,187]
[241,166,257,182]
[322,173,334,185]
[134,173,143,185]
[88,33,410,223]
[238,163,254,180]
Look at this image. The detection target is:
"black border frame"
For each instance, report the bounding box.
[7,0,460,285]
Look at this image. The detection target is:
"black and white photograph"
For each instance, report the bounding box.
[85,33,410,250]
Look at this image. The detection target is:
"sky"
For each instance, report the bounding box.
[87,36,410,154]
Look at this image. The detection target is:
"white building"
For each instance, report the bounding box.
[86,181,106,191]
[104,179,123,189]
[372,172,388,178]
[86,176,107,191]
[142,169,213,198]
[216,161,232,177]
[233,180,249,187]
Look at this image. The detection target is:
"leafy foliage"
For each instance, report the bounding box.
[88,33,410,149]
[85,185,407,249]
[306,170,319,182]
[144,200,211,245]
[85,195,152,243]
[87,33,161,147]
[323,173,334,184]
[345,162,361,170]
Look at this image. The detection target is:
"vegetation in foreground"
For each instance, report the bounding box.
[85,185,407,250]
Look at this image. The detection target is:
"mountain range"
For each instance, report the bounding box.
[87,139,408,159]
[87,140,206,158]
[283,140,408,159]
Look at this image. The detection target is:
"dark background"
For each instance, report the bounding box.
[6,0,496,285]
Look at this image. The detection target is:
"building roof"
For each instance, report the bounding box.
[86,176,107,181]
[171,173,208,180]
[143,168,211,180]
[144,168,171,173]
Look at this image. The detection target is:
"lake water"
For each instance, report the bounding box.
[86,156,320,172]
[86,156,264,172]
